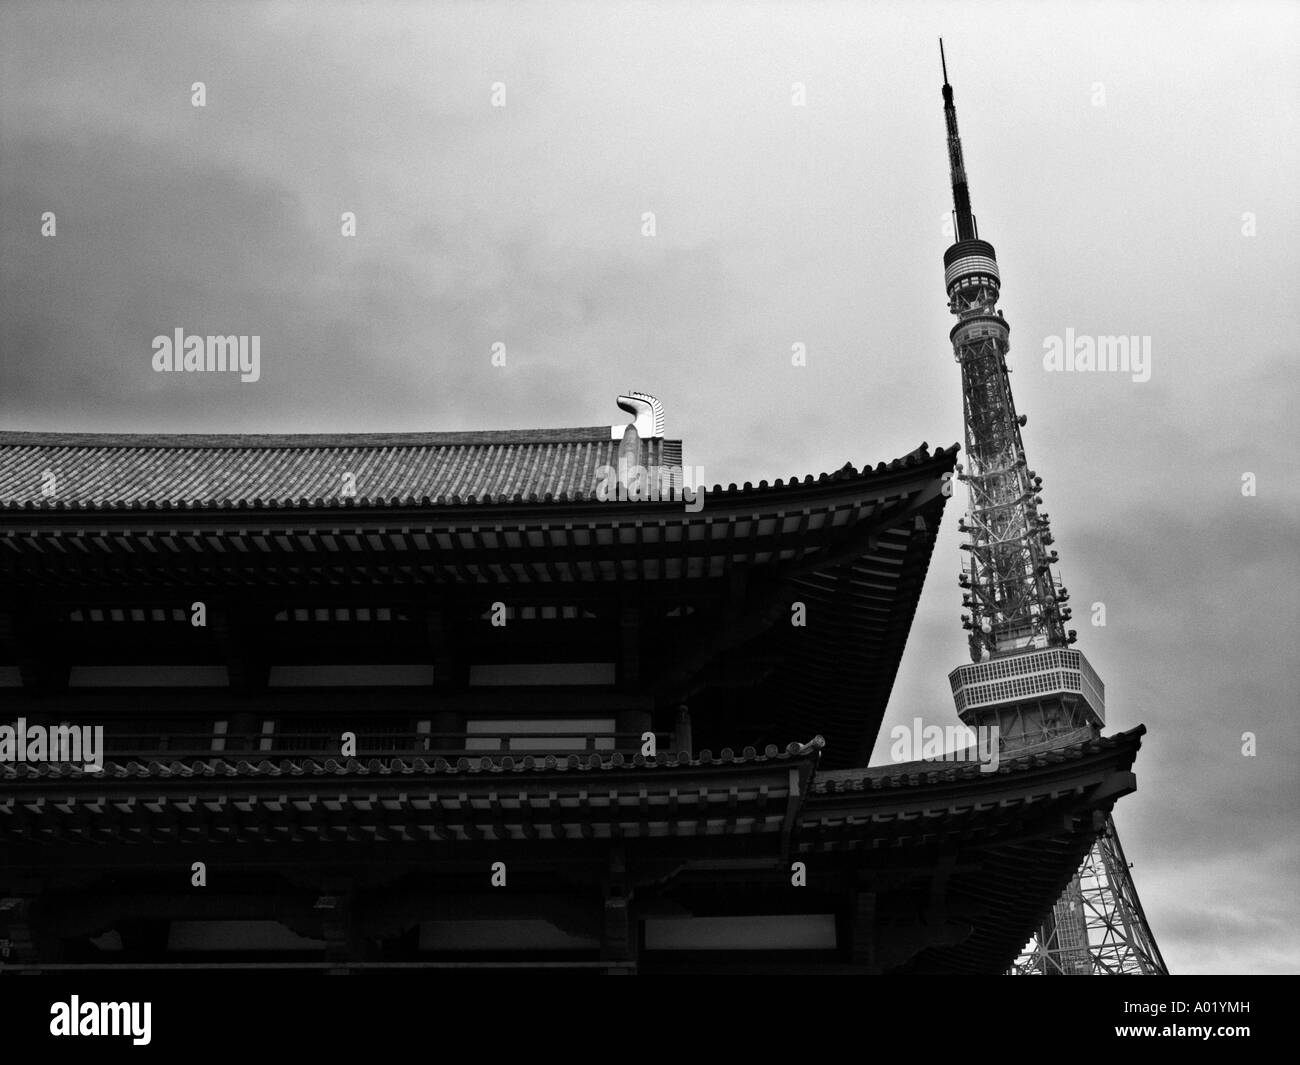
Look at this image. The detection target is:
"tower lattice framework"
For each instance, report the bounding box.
[1011,815,1168,975]
[936,41,1167,976]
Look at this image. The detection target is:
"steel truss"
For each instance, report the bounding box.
[1010,815,1168,975]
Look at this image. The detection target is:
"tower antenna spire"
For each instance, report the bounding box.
[939,41,975,241]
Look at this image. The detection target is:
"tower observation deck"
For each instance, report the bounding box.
[936,41,1166,974]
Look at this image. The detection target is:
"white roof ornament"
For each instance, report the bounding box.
[611,391,665,439]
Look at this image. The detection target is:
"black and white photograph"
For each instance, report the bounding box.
[0,0,1294,1038]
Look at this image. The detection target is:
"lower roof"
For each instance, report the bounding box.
[0,726,1145,974]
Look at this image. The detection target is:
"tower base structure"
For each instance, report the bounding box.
[1011,815,1169,975]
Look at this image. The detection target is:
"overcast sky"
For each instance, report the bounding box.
[2,0,1296,975]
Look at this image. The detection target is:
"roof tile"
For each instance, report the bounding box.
[0,736,827,781]
[0,428,957,511]
[0,428,675,508]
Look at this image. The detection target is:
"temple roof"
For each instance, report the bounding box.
[0,427,682,509]
[0,431,959,769]
[0,725,1146,974]
[801,726,1147,975]
[0,738,826,782]
[0,427,956,513]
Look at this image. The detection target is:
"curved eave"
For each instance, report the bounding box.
[0,740,826,851]
[800,726,1147,974]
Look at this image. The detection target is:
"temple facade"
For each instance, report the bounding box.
[0,403,1145,973]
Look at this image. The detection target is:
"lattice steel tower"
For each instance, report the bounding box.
[936,41,1167,975]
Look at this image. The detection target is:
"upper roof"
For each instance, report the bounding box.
[0,423,959,769]
[0,427,682,509]
[0,426,951,514]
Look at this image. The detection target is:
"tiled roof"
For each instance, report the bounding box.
[0,427,947,510]
[808,727,1144,794]
[800,727,1147,976]
[1,730,1136,789]
[0,738,826,782]
[0,427,679,509]
[0,443,957,773]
